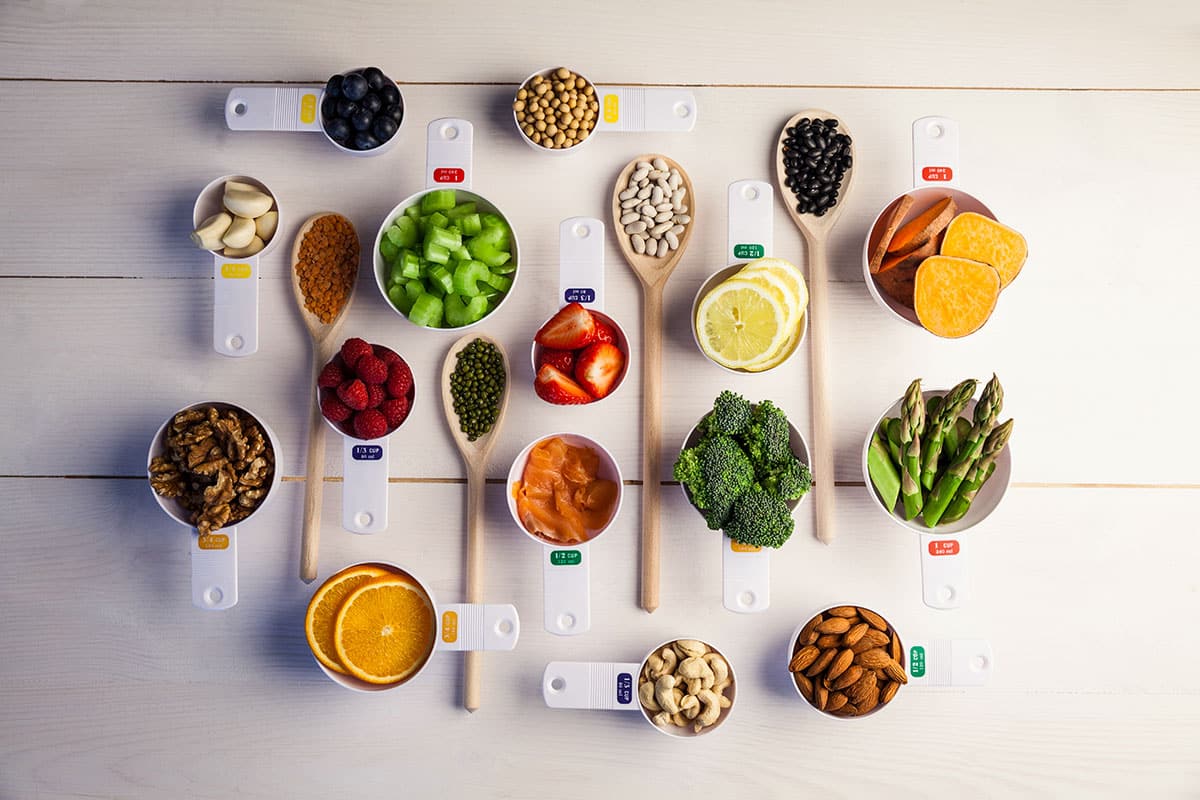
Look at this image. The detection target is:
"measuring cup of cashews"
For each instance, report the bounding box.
[543,638,736,737]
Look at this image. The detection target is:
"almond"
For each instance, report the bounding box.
[843,622,869,647]
[826,691,849,712]
[814,683,828,711]
[884,659,908,685]
[805,647,838,677]
[798,614,823,644]
[880,680,900,705]
[890,633,902,662]
[857,648,892,670]
[815,617,851,635]
[858,607,888,631]
[830,665,863,691]
[816,634,842,649]
[857,685,880,714]
[833,702,858,716]
[800,629,819,646]
[789,645,819,673]
[827,606,859,618]
[794,672,814,701]
[826,648,855,681]
[847,671,878,706]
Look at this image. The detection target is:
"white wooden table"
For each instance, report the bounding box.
[3,3,1199,797]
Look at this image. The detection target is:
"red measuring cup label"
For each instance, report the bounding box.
[432,167,465,183]
[928,539,960,556]
[921,166,953,182]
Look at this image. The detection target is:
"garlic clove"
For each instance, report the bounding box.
[222,216,256,249]
[254,210,278,242]
[191,212,233,250]
[223,187,274,218]
[223,236,264,257]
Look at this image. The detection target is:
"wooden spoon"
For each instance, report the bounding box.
[774,111,856,545]
[611,154,696,613]
[290,213,359,582]
[440,333,511,711]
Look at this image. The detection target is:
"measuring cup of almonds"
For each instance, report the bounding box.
[787,604,993,719]
[506,433,623,635]
[544,638,736,737]
[191,175,281,357]
[147,402,280,610]
[512,66,697,153]
[530,217,630,406]
[691,180,809,374]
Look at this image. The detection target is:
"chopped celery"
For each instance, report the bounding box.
[428,265,454,295]
[388,261,407,286]
[420,189,457,213]
[446,201,477,220]
[379,236,399,262]
[444,294,489,327]
[403,205,422,221]
[483,272,512,293]
[400,251,421,280]
[490,260,517,275]
[427,211,449,230]
[404,280,424,302]
[459,213,482,236]
[388,284,413,314]
[452,245,471,262]
[452,260,491,297]
[388,216,419,249]
[408,293,444,327]
[424,241,450,265]
[427,226,462,251]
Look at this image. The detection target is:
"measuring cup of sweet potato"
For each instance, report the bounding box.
[506,433,623,635]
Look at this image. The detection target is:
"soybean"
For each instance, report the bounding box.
[513,67,598,150]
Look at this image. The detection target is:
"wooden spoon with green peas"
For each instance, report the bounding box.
[440,333,510,712]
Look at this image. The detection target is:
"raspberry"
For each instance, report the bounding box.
[340,338,373,369]
[379,396,410,428]
[377,347,403,366]
[386,360,414,399]
[365,383,386,409]
[337,378,369,411]
[353,408,389,439]
[317,359,346,389]
[320,392,352,423]
[355,354,388,385]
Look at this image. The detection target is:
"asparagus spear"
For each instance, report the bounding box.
[899,379,925,520]
[920,379,977,491]
[868,430,901,511]
[924,383,1007,527]
[940,420,1013,524]
[884,418,902,465]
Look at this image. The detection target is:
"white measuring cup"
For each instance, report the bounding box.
[678,410,810,614]
[530,217,632,405]
[862,389,1013,610]
[513,66,696,155]
[146,401,281,610]
[316,343,415,534]
[506,433,624,636]
[787,602,993,719]
[690,180,808,374]
[372,118,522,330]
[862,117,1002,330]
[309,560,520,693]
[192,174,281,357]
[543,637,736,738]
[223,71,404,157]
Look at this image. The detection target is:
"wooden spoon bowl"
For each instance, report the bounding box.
[611,153,696,288]
[775,111,856,237]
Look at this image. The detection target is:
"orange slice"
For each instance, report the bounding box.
[305,564,391,674]
[334,576,436,685]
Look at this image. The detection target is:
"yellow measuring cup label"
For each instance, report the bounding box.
[603,93,619,123]
[197,533,229,550]
[220,263,252,279]
[300,93,317,124]
[441,610,459,643]
[730,540,762,553]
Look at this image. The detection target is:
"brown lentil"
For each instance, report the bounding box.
[513,67,598,150]
[294,214,359,324]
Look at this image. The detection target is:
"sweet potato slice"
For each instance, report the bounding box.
[914,255,1001,338]
[887,196,957,255]
[940,211,1028,288]
[869,195,914,273]
[874,261,918,308]
[877,237,937,274]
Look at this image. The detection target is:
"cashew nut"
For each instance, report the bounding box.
[692,689,722,733]
[651,711,672,728]
[655,647,677,678]
[638,680,659,712]
[673,639,708,659]
[713,679,731,697]
[677,656,715,695]
[704,653,730,685]
[654,675,680,713]
[671,712,687,727]
[679,694,701,720]
[647,651,665,677]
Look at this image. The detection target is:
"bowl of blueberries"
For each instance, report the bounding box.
[321,66,404,156]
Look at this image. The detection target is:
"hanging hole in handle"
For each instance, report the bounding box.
[741,185,760,201]
[556,613,576,631]
[548,676,566,693]
[203,586,224,607]
[572,223,591,239]
[927,122,944,138]
[440,124,459,140]
[674,102,691,119]
[226,335,245,352]
[232,101,247,116]
[971,655,989,672]
[937,585,956,603]
[496,619,514,636]
[355,511,373,528]
[738,591,756,608]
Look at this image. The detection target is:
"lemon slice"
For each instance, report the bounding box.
[737,267,799,336]
[695,279,790,369]
[741,257,808,314]
[743,311,805,372]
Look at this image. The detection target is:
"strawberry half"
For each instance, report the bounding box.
[534,302,596,350]
[592,316,618,345]
[534,364,593,405]
[536,347,577,374]
[574,342,624,400]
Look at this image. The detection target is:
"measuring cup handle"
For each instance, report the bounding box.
[425,118,473,190]
[722,537,770,613]
[212,255,258,357]
[918,532,968,609]
[543,543,590,635]
[224,87,324,132]
[592,86,697,132]
[342,436,388,533]
[190,527,237,610]
[727,180,773,262]
[912,116,960,187]
[542,661,642,710]
[905,638,993,686]
[558,217,605,311]
[436,603,520,652]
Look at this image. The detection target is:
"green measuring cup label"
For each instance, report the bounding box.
[910,645,926,678]
[732,243,764,259]
[549,549,582,566]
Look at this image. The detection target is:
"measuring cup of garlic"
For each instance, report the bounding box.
[191,175,281,357]
[691,180,808,374]
[512,66,697,154]
[506,433,623,635]
[529,217,631,405]
[147,401,281,610]
[543,637,736,737]
[678,409,810,614]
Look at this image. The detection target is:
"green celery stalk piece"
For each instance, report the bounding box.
[390,216,419,249]
[427,211,449,230]
[424,241,450,265]
[388,283,413,314]
[459,213,482,236]
[427,225,462,251]
[379,236,399,262]
[403,280,423,302]
[483,271,512,293]
[452,260,490,297]
[408,292,444,327]
[387,261,406,287]
[868,431,902,512]
[446,201,477,220]
[403,205,422,221]
[428,265,454,295]
[444,294,490,327]
[420,189,456,213]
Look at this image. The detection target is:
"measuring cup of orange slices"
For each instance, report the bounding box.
[305,561,520,691]
[506,434,623,635]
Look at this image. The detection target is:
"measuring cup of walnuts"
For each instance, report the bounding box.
[147,402,280,610]
[512,66,697,154]
[543,638,736,737]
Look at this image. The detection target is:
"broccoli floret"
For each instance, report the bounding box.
[696,434,755,530]
[672,447,709,510]
[703,390,753,436]
[760,456,812,501]
[723,489,795,548]
[743,400,792,470]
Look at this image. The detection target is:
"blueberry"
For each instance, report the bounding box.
[336,98,358,119]
[351,109,374,132]
[385,104,403,124]
[324,117,352,143]
[372,115,398,142]
[379,84,400,107]
[360,92,382,114]
[320,95,338,120]
[324,74,343,99]
[341,72,369,101]
[354,131,380,150]
[362,67,385,90]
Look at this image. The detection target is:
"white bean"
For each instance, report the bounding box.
[652,157,668,170]
[639,204,656,217]
[620,198,639,210]
[625,221,647,234]
[637,160,652,170]
[645,237,658,256]
[632,167,650,182]
[665,231,679,249]
[620,212,639,224]
[637,186,651,200]
[632,235,646,254]
[650,186,664,205]
[619,187,637,200]
[655,202,673,213]
[669,224,685,235]
[654,212,673,224]
[669,172,682,190]
[675,214,691,224]
[650,221,672,235]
